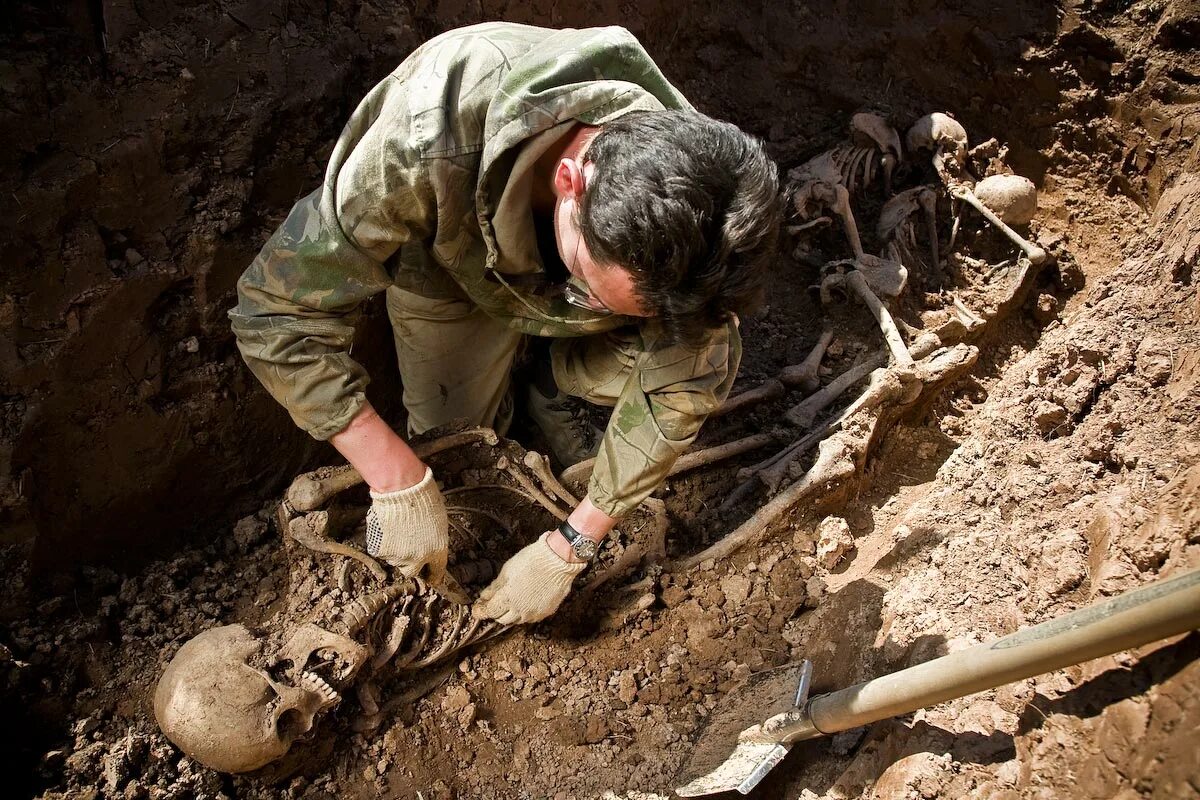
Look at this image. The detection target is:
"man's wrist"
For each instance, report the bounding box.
[547,496,617,564]
[330,403,427,492]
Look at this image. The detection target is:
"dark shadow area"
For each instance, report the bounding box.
[1017,631,1200,734]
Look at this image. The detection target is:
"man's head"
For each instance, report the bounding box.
[551,110,781,341]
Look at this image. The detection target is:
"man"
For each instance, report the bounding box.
[230,23,780,625]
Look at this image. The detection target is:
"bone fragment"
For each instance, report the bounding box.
[786,352,887,428]
[779,330,836,392]
[370,603,413,671]
[285,427,500,512]
[713,378,784,418]
[847,271,914,366]
[677,438,857,572]
[288,511,389,583]
[359,662,457,732]
[951,294,986,330]
[392,596,437,669]
[357,682,380,716]
[951,185,1047,265]
[918,187,940,269]
[497,456,569,521]
[522,450,580,507]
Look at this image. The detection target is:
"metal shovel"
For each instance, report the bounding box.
[675,567,1200,796]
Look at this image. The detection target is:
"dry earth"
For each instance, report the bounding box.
[1,1,1198,799]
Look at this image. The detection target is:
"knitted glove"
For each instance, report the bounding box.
[474,533,586,625]
[365,467,449,581]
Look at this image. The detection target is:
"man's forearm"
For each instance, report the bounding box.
[329,402,427,493]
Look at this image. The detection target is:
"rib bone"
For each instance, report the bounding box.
[497,456,569,521]
[287,511,388,583]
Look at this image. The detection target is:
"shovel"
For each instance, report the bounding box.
[675,567,1200,796]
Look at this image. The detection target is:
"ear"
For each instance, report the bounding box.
[553,156,587,201]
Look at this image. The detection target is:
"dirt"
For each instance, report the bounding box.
[2,0,1199,799]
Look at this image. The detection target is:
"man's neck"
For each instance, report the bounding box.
[530,123,599,214]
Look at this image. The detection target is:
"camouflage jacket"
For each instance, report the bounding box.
[229,22,740,518]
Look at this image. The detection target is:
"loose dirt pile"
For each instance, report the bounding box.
[2,1,1198,799]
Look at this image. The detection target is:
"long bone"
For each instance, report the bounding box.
[675,344,978,572]
[556,332,836,489]
[284,427,500,513]
[496,456,569,520]
[734,329,949,504]
[820,262,913,367]
[713,330,834,419]
[287,510,388,582]
[950,184,1048,265]
[522,450,580,507]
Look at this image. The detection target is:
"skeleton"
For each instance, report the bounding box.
[906,112,1047,265]
[877,185,940,273]
[787,150,908,299]
[154,427,685,771]
[155,582,413,773]
[831,112,904,196]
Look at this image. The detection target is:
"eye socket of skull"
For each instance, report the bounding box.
[154,624,325,773]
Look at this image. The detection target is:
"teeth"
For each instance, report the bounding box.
[301,670,340,707]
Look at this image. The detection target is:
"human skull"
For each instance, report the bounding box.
[906,113,969,182]
[154,624,343,773]
[974,174,1038,226]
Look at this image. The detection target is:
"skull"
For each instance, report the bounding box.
[154,624,344,773]
[973,174,1038,226]
[906,113,969,183]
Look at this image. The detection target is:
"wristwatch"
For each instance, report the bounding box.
[556,519,600,561]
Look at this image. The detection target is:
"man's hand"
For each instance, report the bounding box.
[366,467,449,581]
[474,533,586,625]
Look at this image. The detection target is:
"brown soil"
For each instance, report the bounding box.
[2,1,1199,799]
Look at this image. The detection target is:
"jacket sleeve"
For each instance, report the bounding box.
[228,78,435,440]
[587,319,741,518]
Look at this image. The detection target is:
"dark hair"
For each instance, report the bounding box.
[578,110,781,343]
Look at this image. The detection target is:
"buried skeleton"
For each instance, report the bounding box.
[153,108,1059,774]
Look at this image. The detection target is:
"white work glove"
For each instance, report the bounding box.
[474,532,586,625]
[365,467,449,581]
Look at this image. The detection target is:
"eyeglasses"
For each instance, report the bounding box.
[562,275,612,315]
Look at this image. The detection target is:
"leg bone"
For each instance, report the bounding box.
[951,186,1047,265]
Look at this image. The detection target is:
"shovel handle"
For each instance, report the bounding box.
[758,568,1200,744]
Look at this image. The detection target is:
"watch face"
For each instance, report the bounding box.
[572,537,599,561]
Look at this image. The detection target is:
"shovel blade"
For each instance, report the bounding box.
[673,663,811,797]
[675,741,791,796]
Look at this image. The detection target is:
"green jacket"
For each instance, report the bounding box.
[230,22,740,517]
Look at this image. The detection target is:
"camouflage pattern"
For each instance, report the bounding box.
[230,22,738,518]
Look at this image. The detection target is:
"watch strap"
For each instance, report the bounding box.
[557,519,598,560]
